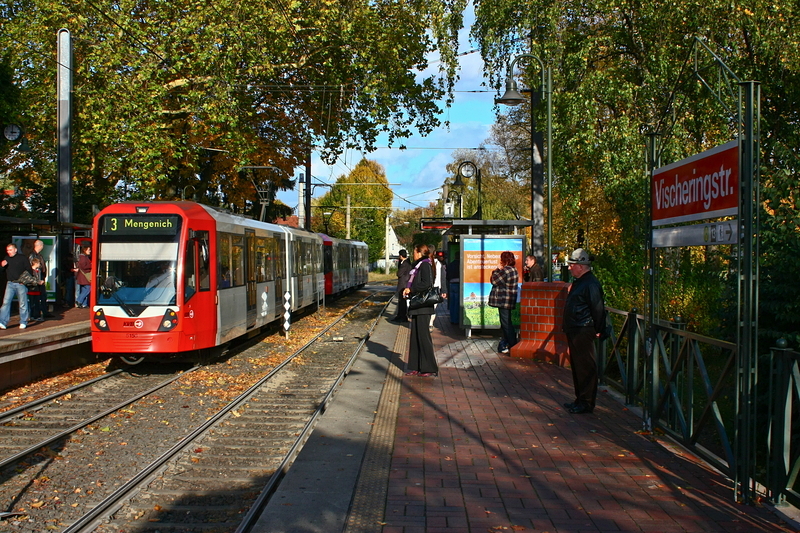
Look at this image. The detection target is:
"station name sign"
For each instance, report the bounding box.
[652,141,738,226]
[101,215,180,236]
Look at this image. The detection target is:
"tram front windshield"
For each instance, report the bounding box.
[96,214,181,307]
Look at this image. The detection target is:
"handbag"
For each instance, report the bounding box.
[408,286,443,310]
[17,270,39,290]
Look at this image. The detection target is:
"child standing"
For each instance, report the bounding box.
[29,257,46,321]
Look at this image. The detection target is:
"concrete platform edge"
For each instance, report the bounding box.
[250,310,404,533]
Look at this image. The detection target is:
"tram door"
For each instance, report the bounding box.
[245,230,257,329]
[293,239,304,306]
[183,229,213,349]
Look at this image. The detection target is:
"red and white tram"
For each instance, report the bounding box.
[320,233,368,296]
[90,201,363,364]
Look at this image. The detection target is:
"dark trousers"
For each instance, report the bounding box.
[394,291,408,320]
[565,327,598,409]
[498,307,516,348]
[408,314,437,373]
[30,291,47,319]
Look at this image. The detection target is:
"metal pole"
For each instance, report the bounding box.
[477,169,483,220]
[384,213,390,275]
[735,80,760,504]
[304,150,312,230]
[297,174,305,228]
[645,131,660,431]
[531,112,544,269]
[57,28,72,225]
[346,195,351,239]
[545,66,553,282]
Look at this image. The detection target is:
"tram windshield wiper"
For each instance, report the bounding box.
[101,277,137,317]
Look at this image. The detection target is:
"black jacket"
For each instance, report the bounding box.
[2,253,33,283]
[562,270,605,333]
[408,258,435,317]
[396,258,412,293]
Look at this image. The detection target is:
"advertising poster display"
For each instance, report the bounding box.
[13,236,57,302]
[460,235,524,330]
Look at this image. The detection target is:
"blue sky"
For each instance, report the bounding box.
[277,7,501,214]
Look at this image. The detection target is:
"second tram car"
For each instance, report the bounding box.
[90,201,365,364]
[320,234,368,295]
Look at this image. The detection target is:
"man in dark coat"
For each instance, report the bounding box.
[562,248,606,414]
[0,243,34,329]
[391,249,412,322]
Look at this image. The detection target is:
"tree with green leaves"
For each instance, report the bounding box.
[312,159,392,264]
[0,0,468,223]
[471,1,800,342]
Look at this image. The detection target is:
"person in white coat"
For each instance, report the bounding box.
[429,251,447,330]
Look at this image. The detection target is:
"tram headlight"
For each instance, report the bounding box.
[157,309,179,332]
[93,309,110,331]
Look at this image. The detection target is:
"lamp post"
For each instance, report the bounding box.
[454,160,482,220]
[442,183,463,219]
[497,54,552,281]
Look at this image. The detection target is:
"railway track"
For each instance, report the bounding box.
[0,367,198,471]
[67,290,390,533]
[0,287,392,532]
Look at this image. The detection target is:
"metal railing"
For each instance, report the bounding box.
[598,309,800,505]
[598,308,740,483]
[767,343,800,507]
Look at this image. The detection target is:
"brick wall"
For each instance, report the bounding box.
[510,282,571,366]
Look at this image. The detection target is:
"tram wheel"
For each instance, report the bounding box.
[119,354,146,366]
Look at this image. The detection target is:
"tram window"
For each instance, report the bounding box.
[185,239,196,302]
[276,239,285,279]
[264,237,275,281]
[218,234,231,289]
[246,233,257,283]
[232,235,244,286]
[302,242,311,276]
[293,241,301,277]
[197,233,210,291]
[255,237,266,283]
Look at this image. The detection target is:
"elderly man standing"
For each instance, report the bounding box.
[562,248,606,414]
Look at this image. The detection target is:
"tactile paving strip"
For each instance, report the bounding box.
[344,323,408,533]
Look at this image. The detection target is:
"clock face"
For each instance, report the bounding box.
[3,124,22,142]
[459,162,476,179]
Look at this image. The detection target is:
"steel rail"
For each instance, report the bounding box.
[62,292,383,533]
[0,369,124,424]
[0,367,198,471]
[235,295,392,533]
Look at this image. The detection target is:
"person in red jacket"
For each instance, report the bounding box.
[76,242,93,308]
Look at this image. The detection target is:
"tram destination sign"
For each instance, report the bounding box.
[652,140,739,226]
[652,219,737,248]
[101,215,180,236]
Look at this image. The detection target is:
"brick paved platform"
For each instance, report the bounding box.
[372,307,798,533]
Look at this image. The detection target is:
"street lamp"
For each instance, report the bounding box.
[442,183,463,219]
[497,54,553,281]
[454,161,482,220]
